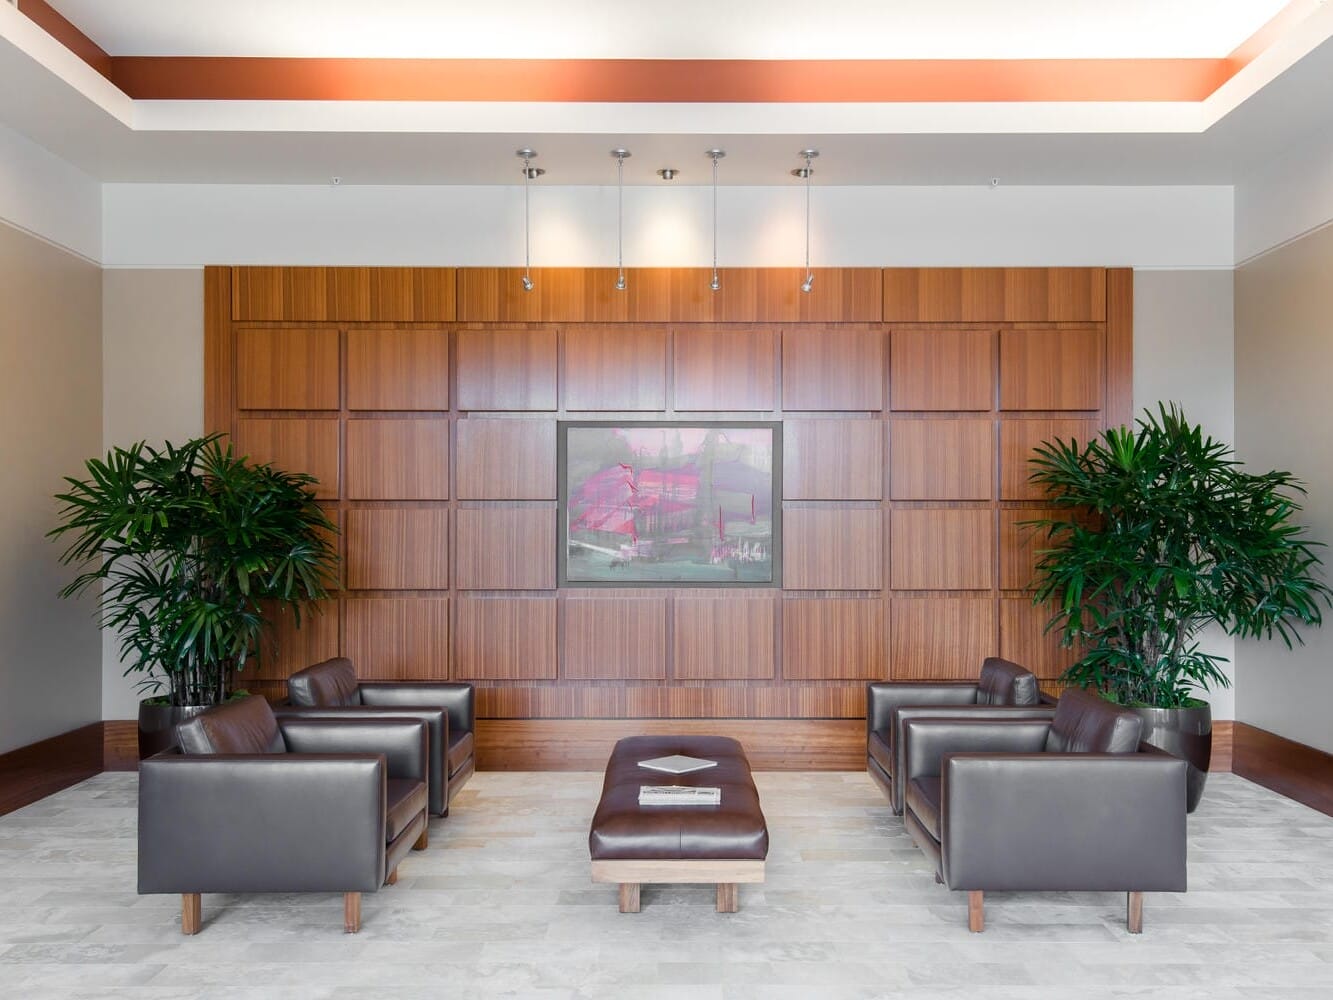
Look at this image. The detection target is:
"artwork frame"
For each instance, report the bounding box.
[558,421,782,588]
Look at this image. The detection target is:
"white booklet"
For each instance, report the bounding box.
[639,785,721,806]
[637,754,718,775]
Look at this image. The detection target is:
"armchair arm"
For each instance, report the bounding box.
[941,752,1188,892]
[360,682,475,735]
[903,718,1051,782]
[866,682,978,734]
[278,718,428,784]
[138,753,386,894]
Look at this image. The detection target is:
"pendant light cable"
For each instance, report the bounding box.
[611,148,630,291]
[793,149,819,293]
[516,148,543,291]
[706,149,725,292]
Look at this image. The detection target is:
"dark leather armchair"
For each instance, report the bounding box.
[138,695,430,934]
[284,657,475,816]
[866,657,1055,814]
[900,688,1188,933]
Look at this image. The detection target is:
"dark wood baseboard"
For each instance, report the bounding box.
[1209,720,1234,772]
[0,722,104,817]
[477,718,865,771]
[1232,722,1333,818]
[103,720,139,772]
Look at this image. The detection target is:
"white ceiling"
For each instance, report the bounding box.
[49,0,1290,60]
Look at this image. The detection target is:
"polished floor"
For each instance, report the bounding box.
[0,770,1330,999]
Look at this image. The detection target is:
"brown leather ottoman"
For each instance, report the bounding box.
[589,735,769,913]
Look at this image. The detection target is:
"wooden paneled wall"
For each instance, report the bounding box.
[205,265,1132,766]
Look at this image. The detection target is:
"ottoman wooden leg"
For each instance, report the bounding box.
[968,891,984,933]
[618,882,641,913]
[181,893,201,935]
[716,883,739,913]
[344,892,362,934]
[1127,891,1144,934]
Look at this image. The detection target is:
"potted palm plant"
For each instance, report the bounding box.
[51,435,338,756]
[1027,404,1330,810]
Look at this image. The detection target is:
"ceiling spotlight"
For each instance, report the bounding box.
[706,149,726,292]
[516,149,544,292]
[611,148,631,292]
[657,168,679,181]
[793,149,819,294]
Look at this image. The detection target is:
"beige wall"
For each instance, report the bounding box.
[100,268,204,719]
[0,222,102,753]
[1235,223,1333,754]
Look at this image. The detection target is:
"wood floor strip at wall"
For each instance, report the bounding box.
[1232,722,1333,818]
[0,723,104,817]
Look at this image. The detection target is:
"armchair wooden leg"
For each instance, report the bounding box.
[386,866,399,885]
[181,893,201,935]
[967,890,984,933]
[344,892,362,934]
[1127,891,1144,934]
[716,883,739,913]
[413,825,429,851]
[618,882,641,913]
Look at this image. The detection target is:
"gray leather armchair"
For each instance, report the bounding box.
[138,695,430,935]
[900,688,1188,933]
[285,657,475,815]
[866,657,1054,814]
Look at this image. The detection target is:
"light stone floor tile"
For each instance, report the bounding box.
[0,770,1330,999]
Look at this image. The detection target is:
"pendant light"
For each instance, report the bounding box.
[792,148,819,293]
[611,148,631,291]
[516,148,544,291]
[705,149,726,292]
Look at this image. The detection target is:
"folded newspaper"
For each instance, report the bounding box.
[638,785,721,806]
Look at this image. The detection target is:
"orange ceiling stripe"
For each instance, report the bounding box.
[107,56,1235,103]
[1227,0,1322,68]
[16,0,112,80]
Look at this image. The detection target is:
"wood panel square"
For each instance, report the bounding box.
[454,506,556,589]
[782,598,886,680]
[999,328,1105,411]
[783,420,882,500]
[455,597,557,680]
[673,597,775,680]
[343,598,449,680]
[456,329,557,411]
[563,598,667,680]
[254,600,340,682]
[890,508,993,590]
[890,419,994,500]
[999,507,1071,591]
[346,419,449,500]
[999,419,1102,500]
[564,327,668,411]
[347,329,449,410]
[345,508,449,590]
[781,328,884,411]
[890,330,993,411]
[783,507,883,590]
[673,328,775,411]
[236,328,340,410]
[233,418,339,498]
[1000,597,1079,680]
[455,419,556,499]
[890,598,996,679]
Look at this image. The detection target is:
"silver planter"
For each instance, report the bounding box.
[137,701,209,759]
[1131,703,1212,813]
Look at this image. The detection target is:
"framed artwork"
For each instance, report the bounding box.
[558,422,781,586]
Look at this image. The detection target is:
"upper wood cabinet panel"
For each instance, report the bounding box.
[563,597,667,680]
[455,329,558,411]
[1000,328,1105,411]
[784,506,883,590]
[782,598,886,680]
[890,419,994,500]
[564,327,668,411]
[232,418,339,498]
[889,330,993,411]
[455,419,557,499]
[455,596,558,680]
[999,597,1079,680]
[345,508,449,590]
[454,506,556,590]
[672,596,776,680]
[345,419,449,500]
[781,328,884,411]
[889,508,993,591]
[999,506,1069,592]
[232,267,455,322]
[783,419,882,500]
[890,597,995,679]
[999,419,1103,500]
[344,597,450,680]
[883,267,1105,322]
[673,328,776,411]
[255,599,340,681]
[347,329,449,411]
[236,328,340,410]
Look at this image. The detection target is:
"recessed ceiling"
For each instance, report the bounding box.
[46,0,1292,60]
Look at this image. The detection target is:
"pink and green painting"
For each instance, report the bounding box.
[560,423,779,585]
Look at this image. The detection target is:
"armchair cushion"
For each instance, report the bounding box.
[288,657,363,707]
[447,730,475,777]
[177,695,285,755]
[905,777,943,841]
[386,779,429,841]
[1044,689,1143,754]
[975,657,1042,706]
